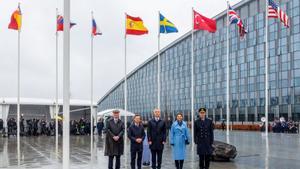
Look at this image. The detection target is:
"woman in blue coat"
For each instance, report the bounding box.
[169,112,190,169]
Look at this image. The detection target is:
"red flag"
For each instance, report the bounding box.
[57,15,76,32]
[193,10,216,33]
[8,6,22,30]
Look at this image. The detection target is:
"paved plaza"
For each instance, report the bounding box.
[0,130,300,169]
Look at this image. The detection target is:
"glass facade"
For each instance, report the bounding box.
[98,0,300,122]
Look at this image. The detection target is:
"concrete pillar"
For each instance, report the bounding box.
[275,105,280,119]
[93,107,97,126]
[213,108,216,122]
[236,107,239,122]
[220,108,223,121]
[0,104,10,132]
[206,109,209,118]
[288,104,292,120]
[245,107,248,122]
[254,106,258,122]
[49,105,56,119]
[274,105,280,120]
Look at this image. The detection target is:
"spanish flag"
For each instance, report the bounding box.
[126,14,148,35]
[8,5,22,30]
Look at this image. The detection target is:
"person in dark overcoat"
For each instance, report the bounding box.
[97,118,104,136]
[104,110,125,169]
[194,108,214,169]
[128,114,145,169]
[147,108,166,169]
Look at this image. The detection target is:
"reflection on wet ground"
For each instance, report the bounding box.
[0,130,299,169]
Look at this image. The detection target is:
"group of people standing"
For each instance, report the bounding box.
[271,117,298,133]
[70,118,92,135]
[4,118,58,137]
[0,117,98,137]
[104,108,214,169]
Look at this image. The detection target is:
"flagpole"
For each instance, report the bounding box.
[55,7,59,156]
[226,1,230,137]
[90,11,94,165]
[124,13,128,169]
[265,0,269,136]
[157,11,161,110]
[17,3,21,165]
[191,7,195,149]
[63,0,71,168]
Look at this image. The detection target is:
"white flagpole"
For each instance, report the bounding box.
[55,7,59,155]
[226,1,230,137]
[124,13,128,169]
[17,3,21,165]
[157,11,161,109]
[63,0,71,168]
[191,7,195,148]
[265,0,269,136]
[90,11,94,165]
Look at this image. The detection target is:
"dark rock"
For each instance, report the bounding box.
[212,140,237,161]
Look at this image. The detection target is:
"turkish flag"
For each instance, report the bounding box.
[193,10,216,33]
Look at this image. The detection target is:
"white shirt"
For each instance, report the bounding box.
[114,118,118,123]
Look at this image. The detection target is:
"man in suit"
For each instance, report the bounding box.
[104,110,125,169]
[147,108,166,169]
[128,114,145,169]
[194,108,214,169]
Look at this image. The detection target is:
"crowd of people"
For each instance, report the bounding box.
[0,117,102,137]
[4,118,58,137]
[259,117,299,133]
[70,119,92,135]
[271,117,298,133]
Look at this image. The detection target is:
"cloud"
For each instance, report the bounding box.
[0,0,241,101]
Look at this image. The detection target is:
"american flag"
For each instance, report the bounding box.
[268,0,290,28]
[228,5,247,38]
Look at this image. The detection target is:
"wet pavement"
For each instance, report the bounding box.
[0,130,300,169]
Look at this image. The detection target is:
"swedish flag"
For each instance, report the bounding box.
[160,13,178,34]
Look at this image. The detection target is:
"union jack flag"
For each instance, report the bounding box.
[268,0,290,28]
[228,5,247,38]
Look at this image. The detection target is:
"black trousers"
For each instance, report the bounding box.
[199,155,211,169]
[175,160,184,169]
[151,149,163,169]
[98,129,102,136]
[130,151,142,169]
[108,155,120,169]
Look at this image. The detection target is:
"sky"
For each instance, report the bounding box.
[0,0,241,102]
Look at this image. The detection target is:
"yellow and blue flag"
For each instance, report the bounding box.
[160,13,178,34]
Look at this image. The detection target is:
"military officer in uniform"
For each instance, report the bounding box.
[194,108,214,169]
